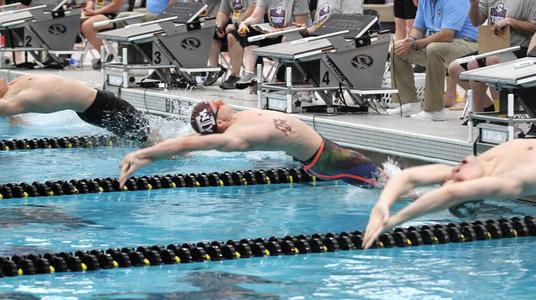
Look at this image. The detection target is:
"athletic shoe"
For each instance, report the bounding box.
[240,71,256,83]
[91,54,114,70]
[203,65,227,86]
[410,109,447,121]
[219,74,240,90]
[235,72,256,89]
[92,58,102,70]
[386,102,422,116]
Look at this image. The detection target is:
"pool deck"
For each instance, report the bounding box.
[0,67,476,164]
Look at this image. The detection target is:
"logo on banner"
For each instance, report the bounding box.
[490,2,508,24]
[232,0,243,11]
[269,5,287,27]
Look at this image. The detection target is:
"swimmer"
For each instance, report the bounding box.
[0,74,160,144]
[119,99,391,187]
[362,138,536,249]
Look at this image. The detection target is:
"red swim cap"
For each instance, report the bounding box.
[190,101,218,134]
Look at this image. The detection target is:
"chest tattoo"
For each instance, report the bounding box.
[273,118,292,136]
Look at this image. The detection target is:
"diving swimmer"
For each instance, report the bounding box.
[0,74,159,144]
[362,138,536,249]
[119,99,386,187]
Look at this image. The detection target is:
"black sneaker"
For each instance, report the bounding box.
[92,54,114,70]
[92,58,102,70]
[219,74,240,90]
[203,65,227,86]
[235,71,256,89]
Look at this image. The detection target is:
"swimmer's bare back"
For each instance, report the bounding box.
[3,74,97,114]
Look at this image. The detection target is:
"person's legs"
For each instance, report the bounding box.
[421,40,478,113]
[393,0,407,40]
[444,62,469,107]
[81,15,113,52]
[208,39,222,67]
[394,17,407,40]
[404,19,414,35]
[469,56,500,112]
[219,32,243,89]
[227,33,243,78]
[391,48,426,104]
[243,45,258,74]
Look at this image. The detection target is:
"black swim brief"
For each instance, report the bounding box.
[76,90,151,143]
[300,138,379,188]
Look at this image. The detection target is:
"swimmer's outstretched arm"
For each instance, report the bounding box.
[119,133,250,187]
[363,164,452,248]
[362,175,522,249]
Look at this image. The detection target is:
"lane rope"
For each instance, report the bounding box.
[0,135,122,151]
[0,167,316,199]
[0,216,534,277]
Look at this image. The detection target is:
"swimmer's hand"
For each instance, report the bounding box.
[119,151,153,188]
[362,203,394,249]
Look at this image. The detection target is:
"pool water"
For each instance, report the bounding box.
[1,113,536,299]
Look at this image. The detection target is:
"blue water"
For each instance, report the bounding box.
[1,112,536,299]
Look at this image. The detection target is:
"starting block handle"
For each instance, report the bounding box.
[455,46,521,65]
[248,26,304,43]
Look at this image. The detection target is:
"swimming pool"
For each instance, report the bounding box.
[1,112,536,299]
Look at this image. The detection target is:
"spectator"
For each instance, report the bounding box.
[393,0,418,40]
[118,0,170,21]
[301,0,363,36]
[220,0,309,89]
[204,0,257,86]
[81,0,129,69]
[446,0,536,113]
[114,0,171,25]
[387,0,478,121]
